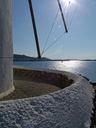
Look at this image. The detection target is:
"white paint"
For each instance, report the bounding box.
[0,70,94,128]
[0,0,14,98]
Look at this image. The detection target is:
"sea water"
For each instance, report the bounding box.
[14,60,96,83]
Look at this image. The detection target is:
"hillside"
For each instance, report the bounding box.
[13,54,50,61]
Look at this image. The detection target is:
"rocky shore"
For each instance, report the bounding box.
[90,83,96,128]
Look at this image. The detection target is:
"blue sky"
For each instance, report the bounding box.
[13,0,96,59]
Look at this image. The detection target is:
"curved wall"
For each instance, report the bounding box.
[0,69,94,128]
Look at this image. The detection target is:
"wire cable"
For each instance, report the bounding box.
[68,7,76,31]
[0,57,13,59]
[41,8,60,55]
[41,31,66,56]
[41,0,64,55]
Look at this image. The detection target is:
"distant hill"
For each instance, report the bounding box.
[13,54,50,61]
[13,54,96,61]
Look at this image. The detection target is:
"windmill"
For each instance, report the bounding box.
[0,0,14,98]
[0,0,68,98]
[28,0,68,58]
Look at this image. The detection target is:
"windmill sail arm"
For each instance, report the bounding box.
[57,0,68,33]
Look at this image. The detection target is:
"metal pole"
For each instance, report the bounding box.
[28,0,41,58]
[57,0,68,33]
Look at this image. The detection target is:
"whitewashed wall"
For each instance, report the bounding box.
[0,70,94,128]
[0,0,14,98]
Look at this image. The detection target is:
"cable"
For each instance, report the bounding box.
[65,1,71,19]
[63,1,70,15]
[41,0,64,55]
[38,0,76,57]
[0,57,13,58]
[68,7,76,31]
[41,8,60,55]
[41,31,66,56]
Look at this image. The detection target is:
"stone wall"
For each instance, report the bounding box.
[0,69,94,128]
[14,68,73,88]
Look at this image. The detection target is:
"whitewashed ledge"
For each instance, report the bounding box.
[0,69,94,128]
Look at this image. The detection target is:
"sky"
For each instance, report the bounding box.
[13,0,96,59]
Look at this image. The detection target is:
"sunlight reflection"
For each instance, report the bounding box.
[56,60,83,72]
[61,0,77,8]
[63,61,82,68]
[62,0,77,5]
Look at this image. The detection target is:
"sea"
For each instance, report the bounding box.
[14,60,96,83]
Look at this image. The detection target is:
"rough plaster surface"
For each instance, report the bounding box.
[0,0,14,97]
[0,71,94,128]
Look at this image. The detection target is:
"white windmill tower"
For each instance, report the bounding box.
[0,0,14,98]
